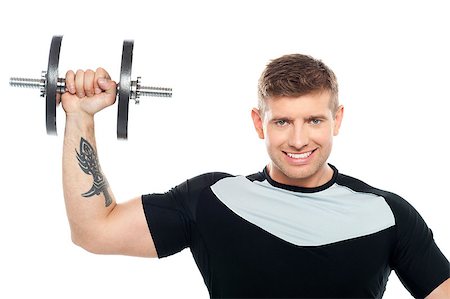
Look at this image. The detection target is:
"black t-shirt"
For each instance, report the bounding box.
[142,165,449,298]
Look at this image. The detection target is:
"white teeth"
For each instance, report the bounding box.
[287,151,312,159]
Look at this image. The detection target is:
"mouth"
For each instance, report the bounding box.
[283,149,317,162]
[286,151,313,159]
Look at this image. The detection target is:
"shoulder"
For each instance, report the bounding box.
[162,172,236,202]
[335,171,424,228]
[179,170,265,192]
[336,172,410,207]
[181,171,235,190]
[335,172,450,297]
[335,172,397,198]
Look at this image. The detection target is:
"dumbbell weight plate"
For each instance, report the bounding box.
[117,40,134,139]
[46,35,63,135]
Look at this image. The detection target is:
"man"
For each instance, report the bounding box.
[62,54,449,298]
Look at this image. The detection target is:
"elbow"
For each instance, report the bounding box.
[70,231,106,255]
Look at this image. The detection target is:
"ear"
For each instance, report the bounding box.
[333,105,344,136]
[251,108,265,139]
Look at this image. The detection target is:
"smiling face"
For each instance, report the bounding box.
[252,91,344,188]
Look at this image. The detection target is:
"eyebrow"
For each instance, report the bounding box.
[269,116,294,123]
[306,114,329,120]
[270,114,329,121]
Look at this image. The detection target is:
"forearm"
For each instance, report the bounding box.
[62,114,116,248]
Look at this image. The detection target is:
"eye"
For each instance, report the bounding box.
[275,119,289,126]
[309,118,322,125]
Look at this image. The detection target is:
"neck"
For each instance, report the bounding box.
[267,163,334,188]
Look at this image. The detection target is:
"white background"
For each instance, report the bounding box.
[1,0,448,298]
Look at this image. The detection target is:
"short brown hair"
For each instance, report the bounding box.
[257,54,339,116]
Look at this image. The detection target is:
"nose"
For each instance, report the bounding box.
[288,124,309,150]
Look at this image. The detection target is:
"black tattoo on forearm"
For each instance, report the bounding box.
[76,137,112,207]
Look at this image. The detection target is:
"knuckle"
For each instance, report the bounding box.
[96,67,110,79]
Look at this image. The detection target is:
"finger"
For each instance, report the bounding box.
[65,70,76,94]
[84,69,95,97]
[96,72,117,97]
[94,67,110,95]
[75,69,85,98]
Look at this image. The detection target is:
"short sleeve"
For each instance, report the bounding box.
[387,195,449,298]
[141,172,231,258]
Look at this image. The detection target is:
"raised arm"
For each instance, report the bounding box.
[62,68,157,257]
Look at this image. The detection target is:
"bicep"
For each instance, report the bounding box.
[388,196,449,297]
[100,196,158,257]
[425,278,450,299]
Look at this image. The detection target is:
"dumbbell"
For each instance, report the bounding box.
[9,35,172,139]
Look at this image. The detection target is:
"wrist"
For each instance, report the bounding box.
[64,112,95,136]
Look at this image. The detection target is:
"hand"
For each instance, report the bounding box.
[62,68,117,118]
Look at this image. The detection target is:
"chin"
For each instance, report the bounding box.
[277,158,328,182]
[285,168,317,181]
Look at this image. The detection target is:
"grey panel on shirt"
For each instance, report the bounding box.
[211,176,396,246]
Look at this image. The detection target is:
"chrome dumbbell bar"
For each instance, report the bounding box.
[9,36,172,139]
